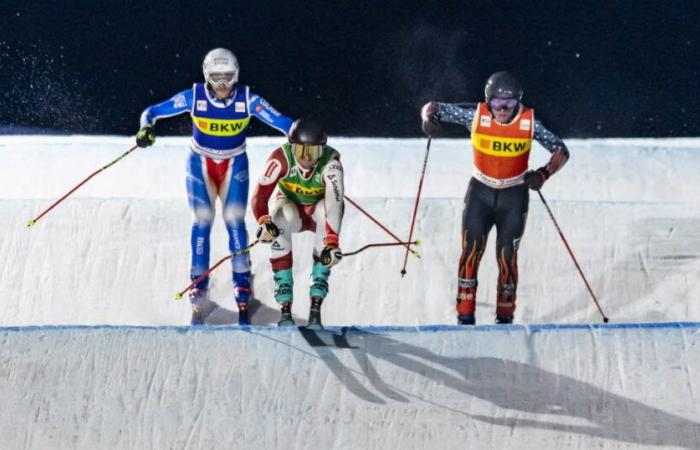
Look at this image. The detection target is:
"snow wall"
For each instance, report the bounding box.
[1,323,699,449]
[2,136,700,448]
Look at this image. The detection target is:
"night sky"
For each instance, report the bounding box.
[1,0,699,137]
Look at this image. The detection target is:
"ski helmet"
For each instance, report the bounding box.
[288,118,327,168]
[288,118,327,145]
[202,48,239,88]
[484,71,523,101]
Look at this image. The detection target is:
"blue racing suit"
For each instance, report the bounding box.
[140,83,292,304]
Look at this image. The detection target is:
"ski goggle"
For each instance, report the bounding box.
[207,72,236,88]
[292,143,323,163]
[488,97,519,111]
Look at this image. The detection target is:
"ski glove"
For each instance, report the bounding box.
[136,126,156,148]
[256,215,281,243]
[524,168,549,191]
[420,102,441,137]
[320,235,343,267]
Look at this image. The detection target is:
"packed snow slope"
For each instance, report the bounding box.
[1,324,699,450]
[1,136,700,326]
[1,136,700,450]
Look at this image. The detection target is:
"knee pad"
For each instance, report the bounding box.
[192,206,215,226]
[223,204,246,226]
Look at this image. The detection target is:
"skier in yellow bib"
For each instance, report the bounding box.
[251,118,344,329]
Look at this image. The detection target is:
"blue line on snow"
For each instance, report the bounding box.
[1,322,699,334]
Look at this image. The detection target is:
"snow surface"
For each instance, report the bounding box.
[1,136,700,449]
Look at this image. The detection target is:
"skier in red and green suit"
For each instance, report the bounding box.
[251,118,344,329]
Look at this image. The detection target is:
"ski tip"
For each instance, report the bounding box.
[27,219,36,228]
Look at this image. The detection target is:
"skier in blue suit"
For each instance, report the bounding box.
[136,48,293,325]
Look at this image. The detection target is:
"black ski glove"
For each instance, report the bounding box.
[420,102,441,137]
[136,126,156,148]
[524,168,549,191]
[320,235,343,266]
[256,215,281,243]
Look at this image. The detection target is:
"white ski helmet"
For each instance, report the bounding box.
[202,48,239,88]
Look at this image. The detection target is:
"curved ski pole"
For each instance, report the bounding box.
[341,240,420,258]
[344,194,420,258]
[537,191,609,323]
[175,240,260,300]
[28,144,139,228]
[400,137,432,276]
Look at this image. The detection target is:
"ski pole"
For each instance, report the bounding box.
[341,240,420,258]
[400,137,432,276]
[344,194,420,258]
[175,240,260,300]
[27,144,140,228]
[537,191,609,323]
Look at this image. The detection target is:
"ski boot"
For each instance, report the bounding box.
[306,261,331,330]
[307,297,324,330]
[237,301,251,325]
[495,283,516,325]
[457,314,476,325]
[189,288,219,326]
[234,272,253,325]
[456,278,477,326]
[274,268,294,326]
[278,301,295,326]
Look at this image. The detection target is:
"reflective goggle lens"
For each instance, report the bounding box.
[488,97,519,111]
[209,72,235,87]
[292,143,322,162]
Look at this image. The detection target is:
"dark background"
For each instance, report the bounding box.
[1,0,698,137]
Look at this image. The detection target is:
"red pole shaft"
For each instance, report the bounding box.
[176,255,232,299]
[344,195,419,257]
[175,240,260,300]
[400,137,431,276]
[28,145,139,227]
[537,191,609,323]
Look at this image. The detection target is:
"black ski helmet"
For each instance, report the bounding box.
[484,71,523,101]
[288,118,327,145]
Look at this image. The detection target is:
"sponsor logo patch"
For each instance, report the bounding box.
[260,160,281,185]
[480,115,491,127]
[513,237,522,251]
[233,170,248,183]
[473,132,531,157]
[279,180,325,197]
[235,102,246,112]
[520,119,531,130]
[196,100,208,111]
[193,116,250,136]
[173,94,186,109]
